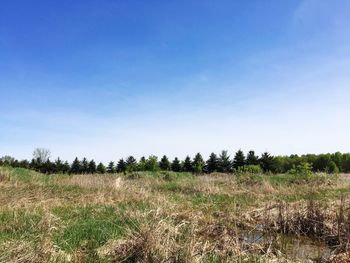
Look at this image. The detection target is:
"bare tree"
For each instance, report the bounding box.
[33,148,51,163]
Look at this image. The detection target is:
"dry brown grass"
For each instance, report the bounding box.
[2,167,350,262]
[53,174,122,190]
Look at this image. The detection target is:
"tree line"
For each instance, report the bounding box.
[1,149,350,175]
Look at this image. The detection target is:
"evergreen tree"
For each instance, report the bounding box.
[97,162,106,174]
[81,158,89,174]
[193,153,205,174]
[246,150,259,165]
[19,160,30,169]
[12,159,19,168]
[62,161,70,174]
[30,158,38,171]
[171,157,181,172]
[260,152,274,172]
[138,156,147,171]
[117,159,127,173]
[107,161,116,173]
[342,153,350,173]
[206,153,218,173]
[182,156,193,172]
[331,152,343,172]
[54,158,64,173]
[42,159,55,174]
[233,150,245,169]
[159,155,171,171]
[126,156,137,172]
[88,160,97,173]
[145,155,160,172]
[218,150,232,173]
[70,157,82,174]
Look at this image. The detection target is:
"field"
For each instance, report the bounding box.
[1,167,350,263]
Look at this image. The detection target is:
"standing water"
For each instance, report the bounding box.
[241,229,333,261]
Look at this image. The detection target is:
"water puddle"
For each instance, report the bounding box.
[240,229,333,260]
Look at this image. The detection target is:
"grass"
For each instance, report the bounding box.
[0,166,349,262]
[52,205,140,262]
[0,209,43,242]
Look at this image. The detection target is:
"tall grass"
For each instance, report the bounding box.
[0,166,348,262]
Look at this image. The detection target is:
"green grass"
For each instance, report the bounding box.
[52,202,149,252]
[0,209,43,242]
[0,202,149,262]
[156,180,197,194]
[6,167,48,184]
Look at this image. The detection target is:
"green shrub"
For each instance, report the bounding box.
[235,165,262,175]
[288,162,312,182]
[326,161,339,174]
[288,162,312,176]
[160,171,175,181]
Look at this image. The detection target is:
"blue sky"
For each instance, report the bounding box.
[1,0,350,162]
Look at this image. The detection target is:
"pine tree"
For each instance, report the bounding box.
[206,153,218,173]
[171,157,181,172]
[30,158,39,171]
[117,159,127,173]
[126,156,137,172]
[218,150,232,173]
[159,155,171,171]
[97,162,106,174]
[145,155,160,172]
[246,150,259,165]
[107,161,116,173]
[42,159,54,174]
[19,160,30,169]
[233,150,245,169]
[12,159,19,168]
[260,152,274,173]
[70,157,82,174]
[183,156,193,172]
[54,158,63,173]
[193,153,205,174]
[88,160,97,173]
[138,156,147,171]
[62,161,70,174]
[81,158,89,174]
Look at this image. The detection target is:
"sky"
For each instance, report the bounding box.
[1,0,350,162]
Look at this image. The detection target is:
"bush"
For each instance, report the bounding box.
[288,162,312,176]
[287,162,327,184]
[326,161,339,174]
[235,165,262,175]
[160,171,174,181]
